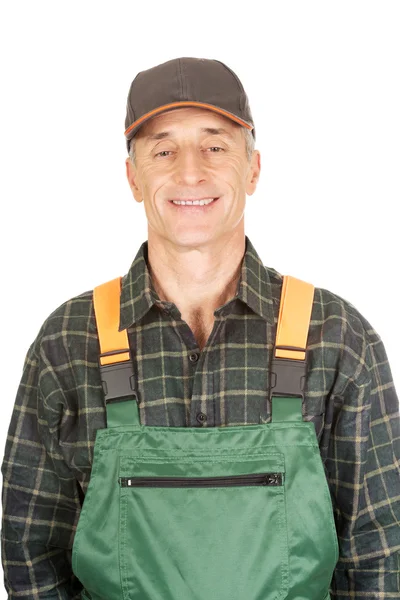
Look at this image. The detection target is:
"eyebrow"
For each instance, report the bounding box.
[144,127,234,142]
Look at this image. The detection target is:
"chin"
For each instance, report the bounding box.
[170,230,218,247]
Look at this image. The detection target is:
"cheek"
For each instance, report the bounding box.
[139,164,167,196]
[220,158,248,189]
[221,153,247,175]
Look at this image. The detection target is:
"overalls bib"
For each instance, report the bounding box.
[72,275,339,600]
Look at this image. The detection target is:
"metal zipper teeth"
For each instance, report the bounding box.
[119,472,283,488]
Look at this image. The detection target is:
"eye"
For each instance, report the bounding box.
[206,147,224,152]
[154,150,173,158]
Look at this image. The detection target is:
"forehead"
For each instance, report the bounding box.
[137,106,242,139]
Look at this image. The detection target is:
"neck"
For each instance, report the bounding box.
[146,231,246,316]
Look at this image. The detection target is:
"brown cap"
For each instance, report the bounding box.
[124,57,255,151]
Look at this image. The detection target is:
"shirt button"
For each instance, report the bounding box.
[189,352,199,363]
[196,412,207,425]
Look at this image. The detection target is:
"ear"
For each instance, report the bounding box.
[125,157,143,203]
[245,150,261,196]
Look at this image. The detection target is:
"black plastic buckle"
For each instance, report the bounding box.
[269,345,308,399]
[99,349,136,403]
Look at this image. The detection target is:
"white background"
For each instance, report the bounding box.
[0,1,399,594]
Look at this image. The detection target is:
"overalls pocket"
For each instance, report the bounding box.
[118,452,289,600]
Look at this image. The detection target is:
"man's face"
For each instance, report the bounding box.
[125,106,260,248]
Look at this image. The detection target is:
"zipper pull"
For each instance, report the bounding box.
[118,477,133,486]
[264,473,283,486]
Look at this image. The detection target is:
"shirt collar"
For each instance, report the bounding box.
[119,236,278,331]
[119,241,159,331]
[234,236,278,325]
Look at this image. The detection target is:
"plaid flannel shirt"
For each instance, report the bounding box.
[1,236,399,598]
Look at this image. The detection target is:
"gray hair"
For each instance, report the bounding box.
[128,126,255,165]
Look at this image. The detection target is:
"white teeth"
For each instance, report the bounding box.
[171,198,216,206]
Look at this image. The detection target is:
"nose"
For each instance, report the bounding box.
[173,147,207,186]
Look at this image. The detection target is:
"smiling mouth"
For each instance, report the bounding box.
[169,197,219,206]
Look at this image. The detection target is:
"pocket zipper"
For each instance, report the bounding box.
[119,472,283,488]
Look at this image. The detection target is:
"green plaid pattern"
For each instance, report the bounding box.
[1,236,399,598]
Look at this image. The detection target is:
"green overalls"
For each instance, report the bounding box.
[72,275,339,599]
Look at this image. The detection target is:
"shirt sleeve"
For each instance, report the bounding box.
[1,334,83,599]
[330,321,400,597]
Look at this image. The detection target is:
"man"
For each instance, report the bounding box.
[1,57,399,598]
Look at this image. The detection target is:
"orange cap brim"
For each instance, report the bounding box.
[124,101,253,139]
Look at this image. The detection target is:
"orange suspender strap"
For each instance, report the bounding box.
[270,275,315,403]
[93,276,136,405]
[94,277,128,366]
[276,276,315,360]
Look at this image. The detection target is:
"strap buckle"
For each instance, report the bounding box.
[269,345,308,399]
[99,349,136,403]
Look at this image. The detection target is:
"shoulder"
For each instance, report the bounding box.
[310,282,378,393]
[29,288,96,361]
[313,283,372,337]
